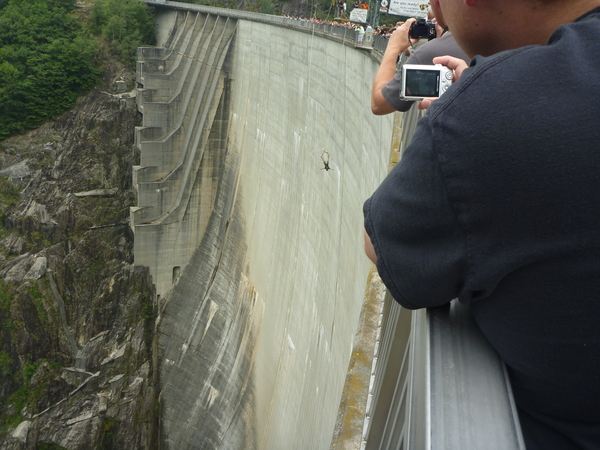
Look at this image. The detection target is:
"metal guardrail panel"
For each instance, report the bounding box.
[364,297,526,450]
[429,301,526,450]
[363,299,412,450]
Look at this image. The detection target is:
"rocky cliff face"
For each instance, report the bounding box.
[0,61,157,449]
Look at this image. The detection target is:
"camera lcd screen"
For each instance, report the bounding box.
[405,69,440,97]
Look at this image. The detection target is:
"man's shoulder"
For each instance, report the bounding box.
[425,47,535,121]
[409,32,469,65]
[429,26,598,122]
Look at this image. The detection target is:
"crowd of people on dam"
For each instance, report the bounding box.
[364,0,600,449]
[283,14,356,29]
[282,12,410,37]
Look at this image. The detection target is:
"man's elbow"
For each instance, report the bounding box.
[371,100,395,116]
[371,97,388,115]
[371,104,386,115]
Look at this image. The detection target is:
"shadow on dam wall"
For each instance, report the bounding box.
[134,3,397,449]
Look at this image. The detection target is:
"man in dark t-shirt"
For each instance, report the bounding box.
[364,0,600,449]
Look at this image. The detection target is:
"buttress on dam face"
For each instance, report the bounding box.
[132,4,395,448]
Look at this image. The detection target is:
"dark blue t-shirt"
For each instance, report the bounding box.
[364,7,600,449]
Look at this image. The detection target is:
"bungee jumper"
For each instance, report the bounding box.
[320,150,334,171]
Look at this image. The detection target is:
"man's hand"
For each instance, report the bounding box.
[433,55,469,79]
[417,56,470,110]
[388,19,418,56]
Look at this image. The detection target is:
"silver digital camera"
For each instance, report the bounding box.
[400,64,453,101]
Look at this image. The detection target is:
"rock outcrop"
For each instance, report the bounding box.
[0,61,157,449]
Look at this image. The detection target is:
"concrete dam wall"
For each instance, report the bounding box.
[133,3,396,448]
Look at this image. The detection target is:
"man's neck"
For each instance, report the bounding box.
[464,0,600,57]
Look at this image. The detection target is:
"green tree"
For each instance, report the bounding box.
[91,0,156,65]
[260,0,275,14]
[0,0,100,138]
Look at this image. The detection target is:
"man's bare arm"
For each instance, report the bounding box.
[371,19,416,115]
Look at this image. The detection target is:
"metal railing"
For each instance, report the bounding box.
[362,296,526,449]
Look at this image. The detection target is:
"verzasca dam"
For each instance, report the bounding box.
[134,1,525,449]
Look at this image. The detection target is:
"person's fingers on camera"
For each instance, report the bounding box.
[418,97,437,110]
[402,18,417,32]
[432,56,469,80]
[432,55,467,72]
[389,17,416,50]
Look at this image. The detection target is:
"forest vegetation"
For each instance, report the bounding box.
[0,0,399,140]
[0,0,155,139]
